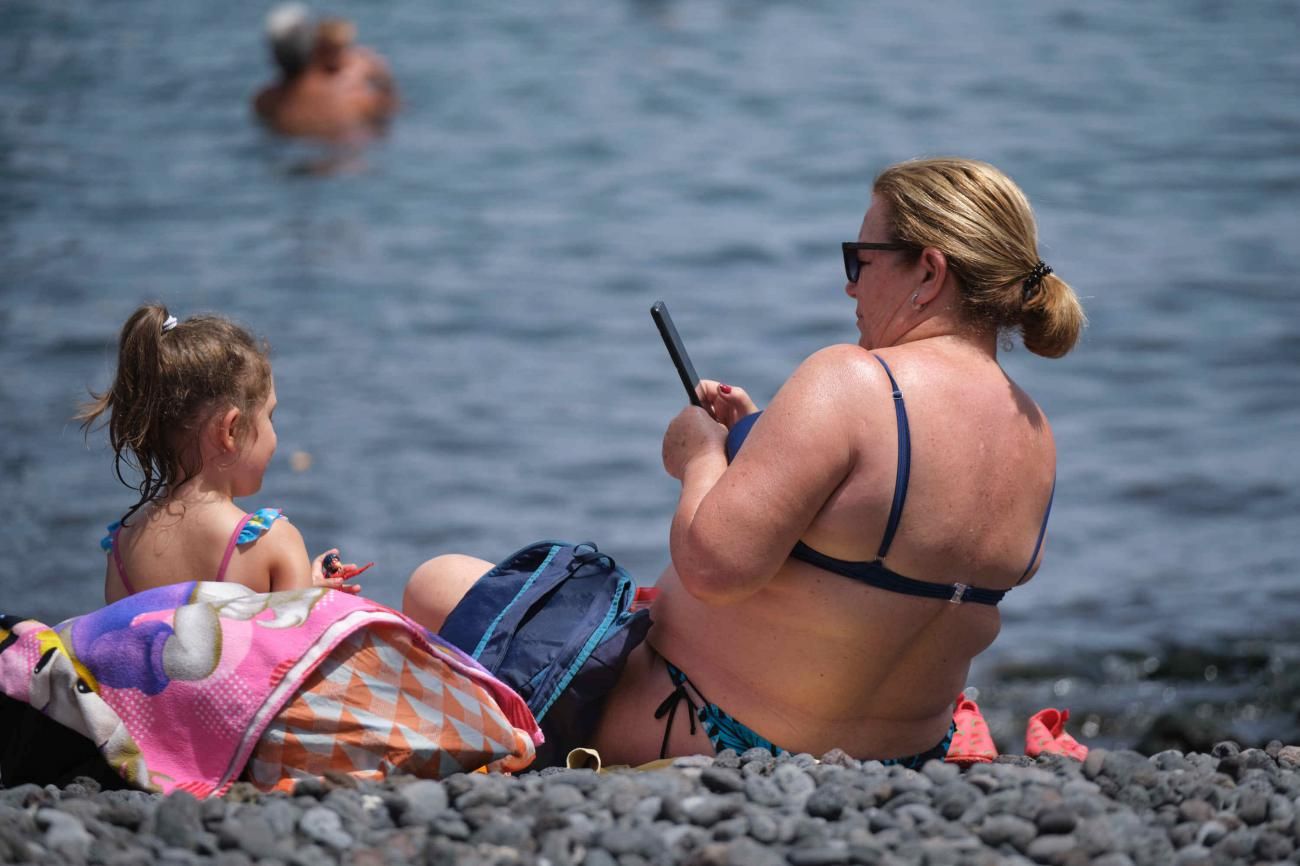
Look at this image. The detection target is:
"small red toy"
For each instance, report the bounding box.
[321,552,374,584]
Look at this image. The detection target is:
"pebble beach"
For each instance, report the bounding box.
[6,742,1300,866]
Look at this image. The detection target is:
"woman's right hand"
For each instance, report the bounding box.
[698,380,759,429]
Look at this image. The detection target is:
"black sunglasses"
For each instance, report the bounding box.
[842,241,913,283]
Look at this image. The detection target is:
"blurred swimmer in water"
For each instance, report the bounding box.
[253,5,314,116]
[253,13,398,142]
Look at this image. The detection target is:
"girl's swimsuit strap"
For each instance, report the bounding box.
[215,513,256,583]
[111,524,137,596]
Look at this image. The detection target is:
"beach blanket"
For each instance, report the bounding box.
[0,583,541,797]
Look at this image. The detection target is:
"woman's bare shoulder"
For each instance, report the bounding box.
[785,343,888,394]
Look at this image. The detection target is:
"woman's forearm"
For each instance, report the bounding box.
[668,450,753,604]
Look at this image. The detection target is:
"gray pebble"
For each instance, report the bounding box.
[819,748,858,769]
[660,823,707,852]
[894,802,939,829]
[867,808,897,832]
[582,847,619,866]
[789,815,830,846]
[1024,834,1079,865]
[1266,792,1294,826]
[1071,811,1123,852]
[38,808,94,860]
[1211,740,1240,758]
[398,779,448,824]
[260,798,298,837]
[710,815,749,840]
[1276,745,1300,769]
[471,813,534,849]
[455,774,511,809]
[700,767,745,795]
[713,749,741,769]
[742,775,786,808]
[722,836,785,866]
[1241,748,1275,772]
[632,794,663,823]
[290,777,327,799]
[772,764,816,801]
[1209,827,1257,860]
[1171,845,1213,866]
[977,814,1037,850]
[1035,806,1077,835]
[1101,751,1158,788]
[921,761,960,784]
[1195,819,1228,846]
[217,811,279,860]
[1236,788,1269,824]
[1115,784,1152,811]
[1176,798,1214,823]
[1255,830,1295,861]
[678,794,735,826]
[805,785,847,821]
[786,840,850,865]
[933,780,981,820]
[542,781,587,813]
[739,747,775,771]
[298,805,353,850]
[152,792,203,849]
[1150,750,1190,772]
[1082,749,1107,779]
[746,809,780,844]
[1167,822,1199,849]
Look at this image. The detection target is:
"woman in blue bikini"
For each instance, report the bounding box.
[407,157,1085,766]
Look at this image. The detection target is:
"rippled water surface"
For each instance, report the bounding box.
[3,0,1298,750]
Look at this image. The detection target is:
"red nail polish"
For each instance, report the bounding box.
[719,383,732,394]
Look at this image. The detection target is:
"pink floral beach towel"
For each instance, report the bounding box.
[0,583,541,797]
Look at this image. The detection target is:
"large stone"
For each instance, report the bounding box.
[153,792,203,850]
[37,809,94,861]
[398,780,448,824]
[977,814,1036,851]
[1024,834,1082,866]
[298,806,353,850]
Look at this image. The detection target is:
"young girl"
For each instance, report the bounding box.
[80,304,365,603]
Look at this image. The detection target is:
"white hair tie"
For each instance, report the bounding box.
[161,315,178,333]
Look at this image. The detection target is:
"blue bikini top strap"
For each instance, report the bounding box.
[1018,479,1055,584]
[872,354,910,559]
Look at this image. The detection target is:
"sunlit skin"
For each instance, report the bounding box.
[103,379,365,603]
[253,32,397,142]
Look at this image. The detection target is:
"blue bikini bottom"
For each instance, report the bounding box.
[656,658,954,768]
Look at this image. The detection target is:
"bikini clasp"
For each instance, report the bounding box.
[949,583,968,604]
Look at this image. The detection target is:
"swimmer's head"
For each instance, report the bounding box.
[266,3,313,79]
[312,18,356,71]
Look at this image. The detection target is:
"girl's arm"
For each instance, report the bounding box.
[263,520,313,591]
[262,522,363,594]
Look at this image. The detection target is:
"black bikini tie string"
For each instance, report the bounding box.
[654,681,699,760]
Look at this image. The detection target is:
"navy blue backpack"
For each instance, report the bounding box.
[438,541,652,769]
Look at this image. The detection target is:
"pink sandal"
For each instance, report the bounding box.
[1024,707,1088,760]
[944,695,998,764]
